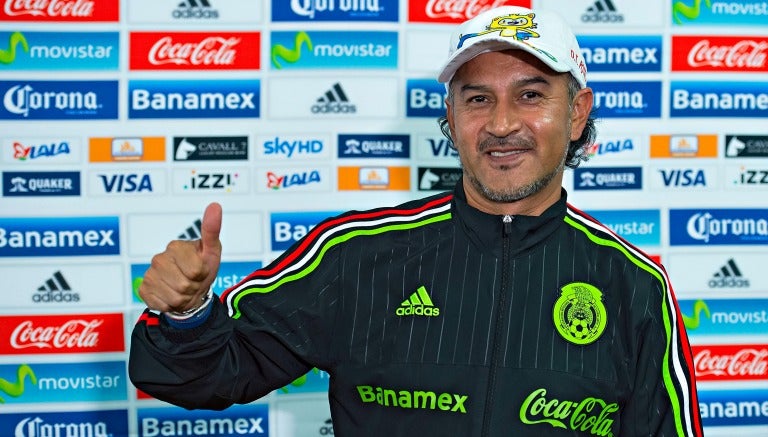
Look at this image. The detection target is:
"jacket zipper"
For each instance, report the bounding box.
[481,214,514,436]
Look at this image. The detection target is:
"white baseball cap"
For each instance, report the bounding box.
[437,6,587,89]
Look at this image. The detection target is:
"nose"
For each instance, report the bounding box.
[486,102,522,138]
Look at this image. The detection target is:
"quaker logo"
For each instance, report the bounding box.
[33,270,79,303]
[265,169,325,191]
[7,140,74,162]
[0,0,120,22]
[338,134,409,158]
[670,209,768,245]
[655,168,709,188]
[577,35,661,72]
[698,389,768,427]
[587,137,635,158]
[0,80,118,120]
[173,0,220,19]
[581,0,624,23]
[270,211,339,251]
[272,0,397,21]
[92,172,157,194]
[406,79,446,118]
[670,81,768,118]
[418,135,458,159]
[270,31,397,70]
[128,79,260,119]
[726,135,768,158]
[729,166,768,187]
[0,410,128,437]
[0,31,119,70]
[679,298,768,336]
[710,258,750,288]
[671,36,768,72]
[586,209,660,246]
[261,136,326,159]
[574,167,642,190]
[177,170,241,192]
[672,0,766,26]
[173,136,248,161]
[418,167,461,191]
[312,82,356,114]
[138,403,268,436]
[0,216,119,257]
[590,81,661,118]
[3,171,80,196]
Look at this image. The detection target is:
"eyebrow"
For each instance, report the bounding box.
[458,75,552,94]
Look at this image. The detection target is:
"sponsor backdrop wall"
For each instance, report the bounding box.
[0,0,766,436]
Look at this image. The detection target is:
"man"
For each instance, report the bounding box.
[129,6,703,436]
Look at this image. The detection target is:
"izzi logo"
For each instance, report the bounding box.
[406,79,446,118]
[0,80,118,120]
[2,171,80,196]
[0,216,120,257]
[726,135,768,157]
[670,209,768,245]
[581,0,624,23]
[418,167,461,191]
[270,211,338,251]
[175,169,244,193]
[173,136,248,161]
[728,166,768,187]
[128,79,260,119]
[574,167,642,190]
[0,31,119,70]
[0,410,128,437]
[33,270,79,303]
[312,82,355,114]
[590,81,661,118]
[670,81,768,117]
[271,31,397,69]
[709,258,750,288]
[578,35,661,72]
[271,0,397,21]
[338,134,409,158]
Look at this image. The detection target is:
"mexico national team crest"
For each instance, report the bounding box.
[553,282,607,345]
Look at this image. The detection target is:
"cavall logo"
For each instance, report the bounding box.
[0,313,124,354]
[408,0,529,23]
[130,32,260,71]
[692,344,768,381]
[0,0,119,21]
[672,36,768,72]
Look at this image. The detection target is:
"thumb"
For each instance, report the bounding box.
[200,202,222,263]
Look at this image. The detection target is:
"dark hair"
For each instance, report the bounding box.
[437,75,599,169]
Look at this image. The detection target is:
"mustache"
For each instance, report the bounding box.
[478,136,535,152]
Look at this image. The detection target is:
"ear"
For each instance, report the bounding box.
[445,92,456,141]
[569,87,593,141]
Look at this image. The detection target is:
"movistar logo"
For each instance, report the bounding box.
[396,285,440,317]
[520,388,619,436]
[0,364,36,403]
[271,31,312,69]
[682,299,710,329]
[0,32,28,64]
[357,384,468,413]
[673,0,711,24]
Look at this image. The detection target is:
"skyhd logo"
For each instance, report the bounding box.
[271,0,397,21]
[0,80,118,120]
[671,81,768,117]
[0,216,120,257]
[590,81,661,118]
[670,209,768,245]
[128,79,260,119]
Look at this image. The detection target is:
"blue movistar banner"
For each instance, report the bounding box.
[137,403,268,437]
[670,208,768,245]
[0,80,118,120]
[590,81,662,118]
[406,79,446,118]
[270,211,341,251]
[584,209,661,246]
[271,0,398,21]
[670,81,768,118]
[576,35,662,72]
[672,0,768,26]
[0,361,126,404]
[0,216,120,257]
[699,389,768,426]
[0,31,119,70]
[271,31,398,69]
[679,298,768,336]
[128,80,260,119]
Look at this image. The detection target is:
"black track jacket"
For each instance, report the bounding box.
[130,183,703,436]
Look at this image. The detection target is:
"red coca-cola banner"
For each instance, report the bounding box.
[692,344,768,381]
[130,32,261,71]
[0,0,119,22]
[671,35,768,72]
[0,313,125,354]
[408,0,531,23]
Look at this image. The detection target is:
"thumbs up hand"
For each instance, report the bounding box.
[139,202,223,314]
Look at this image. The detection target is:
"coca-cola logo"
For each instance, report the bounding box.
[424,0,511,20]
[688,39,768,69]
[694,346,768,380]
[10,319,102,349]
[148,36,241,66]
[4,0,94,17]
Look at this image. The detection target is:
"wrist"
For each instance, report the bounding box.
[166,288,213,320]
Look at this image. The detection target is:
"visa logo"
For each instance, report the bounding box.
[659,169,707,187]
[98,173,153,193]
[425,138,458,158]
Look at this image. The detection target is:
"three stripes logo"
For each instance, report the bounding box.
[173,0,219,19]
[709,258,750,288]
[34,270,79,303]
[178,219,202,240]
[396,286,440,317]
[311,82,356,114]
[582,0,624,23]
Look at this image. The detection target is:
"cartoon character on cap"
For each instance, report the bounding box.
[457,11,540,47]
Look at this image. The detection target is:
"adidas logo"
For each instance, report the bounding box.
[178,219,202,240]
[34,270,79,303]
[311,83,356,114]
[582,0,624,23]
[396,286,440,317]
[709,258,750,288]
[173,0,219,19]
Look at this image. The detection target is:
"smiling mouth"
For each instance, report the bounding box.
[489,150,526,157]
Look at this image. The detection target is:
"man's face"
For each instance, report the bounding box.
[446,49,592,215]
